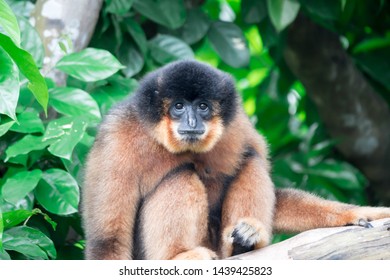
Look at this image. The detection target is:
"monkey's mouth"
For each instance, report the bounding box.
[180,135,203,143]
[177,130,205,143]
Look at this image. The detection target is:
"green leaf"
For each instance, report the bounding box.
[2,209,32,229]
[47,117,88,160]
[49,87,101,122]
[118,37,144,77]
[179,8,210,45]
[18,16,44,67]
[353,37,390,54]
[3,226,56,259]
[0,249,10,260]
[0,33,48,114]
[5,135,56,162]
[56,48,125,82]
[35,169,79,215]
[300,0,340,20]
[106,0,135,15]
[0,0,21,46]
[355,49,390,90]
[241,0,267,24]
[0,46,19,120]
[1,170,42,205]
[2,209,57,230]
[62,133,95,184]
[267,0,300,32]
[0,208,3,250]
[0,118,15,137]
[10,109,44,134]
[133,0,186,29]
[124,18,148,56]
[149,34,194,65]
[208,21,250,68]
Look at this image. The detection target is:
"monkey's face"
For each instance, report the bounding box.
[153,98,224,153]
[135,60,238,154]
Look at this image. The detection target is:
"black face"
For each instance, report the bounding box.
[169,99,212,141]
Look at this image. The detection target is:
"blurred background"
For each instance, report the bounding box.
[0,0,389,259]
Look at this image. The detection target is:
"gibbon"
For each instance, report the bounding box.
[82,60,390,260]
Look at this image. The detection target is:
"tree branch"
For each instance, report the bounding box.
[32,0,104,85]
[230,218,390,260]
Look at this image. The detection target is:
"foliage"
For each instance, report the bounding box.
[0,0,389,259]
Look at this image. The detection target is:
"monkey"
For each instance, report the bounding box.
[82,60,390,260]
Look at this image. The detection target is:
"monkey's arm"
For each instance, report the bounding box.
[220,156,275,258]
[83,126,140,260]
[273,188,390,233]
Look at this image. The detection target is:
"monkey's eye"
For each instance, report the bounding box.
[174,103,184,110]
[199,103,208,111]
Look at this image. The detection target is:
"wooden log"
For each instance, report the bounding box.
[230,218,390,260]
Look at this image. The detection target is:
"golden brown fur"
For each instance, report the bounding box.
[82,60,390,260]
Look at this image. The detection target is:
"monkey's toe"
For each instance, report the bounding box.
[358,218,373,228]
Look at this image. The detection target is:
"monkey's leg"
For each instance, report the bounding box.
[220,157,275,258]
[273,188,390,233]
[139,170,216,260]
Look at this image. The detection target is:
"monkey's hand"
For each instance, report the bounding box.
[223,218,271,257]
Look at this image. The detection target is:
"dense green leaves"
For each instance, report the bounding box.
[56,48,124,82]
[208,21,250,67]
[35,169,80,215]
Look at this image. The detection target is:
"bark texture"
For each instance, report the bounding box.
[32,0,104,84]
[283,15,390,204]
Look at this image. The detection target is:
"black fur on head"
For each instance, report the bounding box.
[133,60,238,125]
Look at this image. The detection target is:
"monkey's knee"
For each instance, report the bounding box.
[86,237,130,260]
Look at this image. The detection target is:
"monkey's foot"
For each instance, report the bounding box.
[346,206,390,228]
[222,218,271,257]
[171,247,217,260]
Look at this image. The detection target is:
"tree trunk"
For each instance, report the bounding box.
[230,218,390,260]
[283,15,390,204]
[31,0,104,85]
